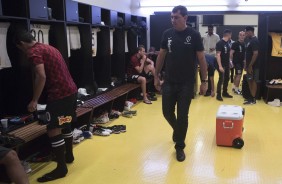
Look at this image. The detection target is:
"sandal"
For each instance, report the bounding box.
[143,99,152,104]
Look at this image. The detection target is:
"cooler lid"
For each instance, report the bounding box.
[216,105,244,120]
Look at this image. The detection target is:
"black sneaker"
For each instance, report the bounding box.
[243,98,256,105]
[148,96,157,101]
[109,113,119,120]
[148,92,156,97]
[123,110,137,116]
[176,149,185,162]
[222,92,233,98]
[216,95,223,101]
[204,92,211,97]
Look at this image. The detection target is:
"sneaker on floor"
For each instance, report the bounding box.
[222,92,233,98]
[243,98,256,105]
[216,95,223,101]
[123,110,137,116]
[129,98,138,104]
[93,113,109,124]
[204,91,211,97]
[21,161,32,174]
[148,92,156,97]
[118,125,126,133]
[234,89,242,95]
[148,96,157,101]
[92,128,110,136]
[107,125,122,134]
[93,125,112,134]
[73,128,83,140]
[111,110,122,115]
[267,99,281,107]
[122,112,133,118]
[109,113,119,120]
[176,149,185,162]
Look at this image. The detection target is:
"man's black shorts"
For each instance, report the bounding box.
[208,64,215,77]
[127,71,151,83]
[234,62,244,75]
[0,146,10,160]
[45,93,77,130]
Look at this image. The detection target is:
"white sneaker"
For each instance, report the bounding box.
[93,113,109,124]
[78,88,90,96]
[21,161,32,174]
[268,99,281,107]
[73,128,83,139]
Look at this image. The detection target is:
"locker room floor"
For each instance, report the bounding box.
[28,76,282,184]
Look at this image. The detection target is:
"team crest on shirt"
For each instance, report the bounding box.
[168,37,172,53]
[184,36,191,45]
[58,116,72,125]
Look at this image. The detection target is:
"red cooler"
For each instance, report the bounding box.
[216,105,245,149]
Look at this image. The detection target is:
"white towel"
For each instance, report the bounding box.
[110,29,114,55]
[91,28,100,57]
[0,22,12,70]
[67,27,71,57]
[68,26,81,50]
[30,24,50,45]
[125,31,129,53]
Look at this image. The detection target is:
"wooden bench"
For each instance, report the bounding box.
[7,106,93,144]
[6,83,140,144]
[82,83,140,108]
[264,84,282,103]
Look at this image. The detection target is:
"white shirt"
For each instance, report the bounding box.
[203,33,220,57]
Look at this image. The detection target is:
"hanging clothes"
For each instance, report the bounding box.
[0,22,12,70]
[91,28,100,57]
[67,26,81,57]
[110,29,114,55]
[269,32,282,57]
[125,31,129,53]
[30,24,50,45]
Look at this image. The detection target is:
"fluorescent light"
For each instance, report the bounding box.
[140,0,229,7]
[139,0,282,8]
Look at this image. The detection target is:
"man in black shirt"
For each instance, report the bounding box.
[154,5,207,162]
[216,29,233,101]
[244,26,259,105]
[230,31,246,95]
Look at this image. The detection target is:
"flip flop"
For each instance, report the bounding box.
[143,99,152,104]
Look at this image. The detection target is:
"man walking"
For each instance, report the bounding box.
[154,5,207,162]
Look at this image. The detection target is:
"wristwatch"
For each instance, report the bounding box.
[201,79,208,83]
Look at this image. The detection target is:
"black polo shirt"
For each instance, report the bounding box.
[160,27,204,84]
[246,36,260,68]
[216,39,230,67]
[231,41,245,64]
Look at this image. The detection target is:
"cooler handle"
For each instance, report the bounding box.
[223,122,234,129]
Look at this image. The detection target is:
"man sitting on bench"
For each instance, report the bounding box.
[127,45,156,104]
